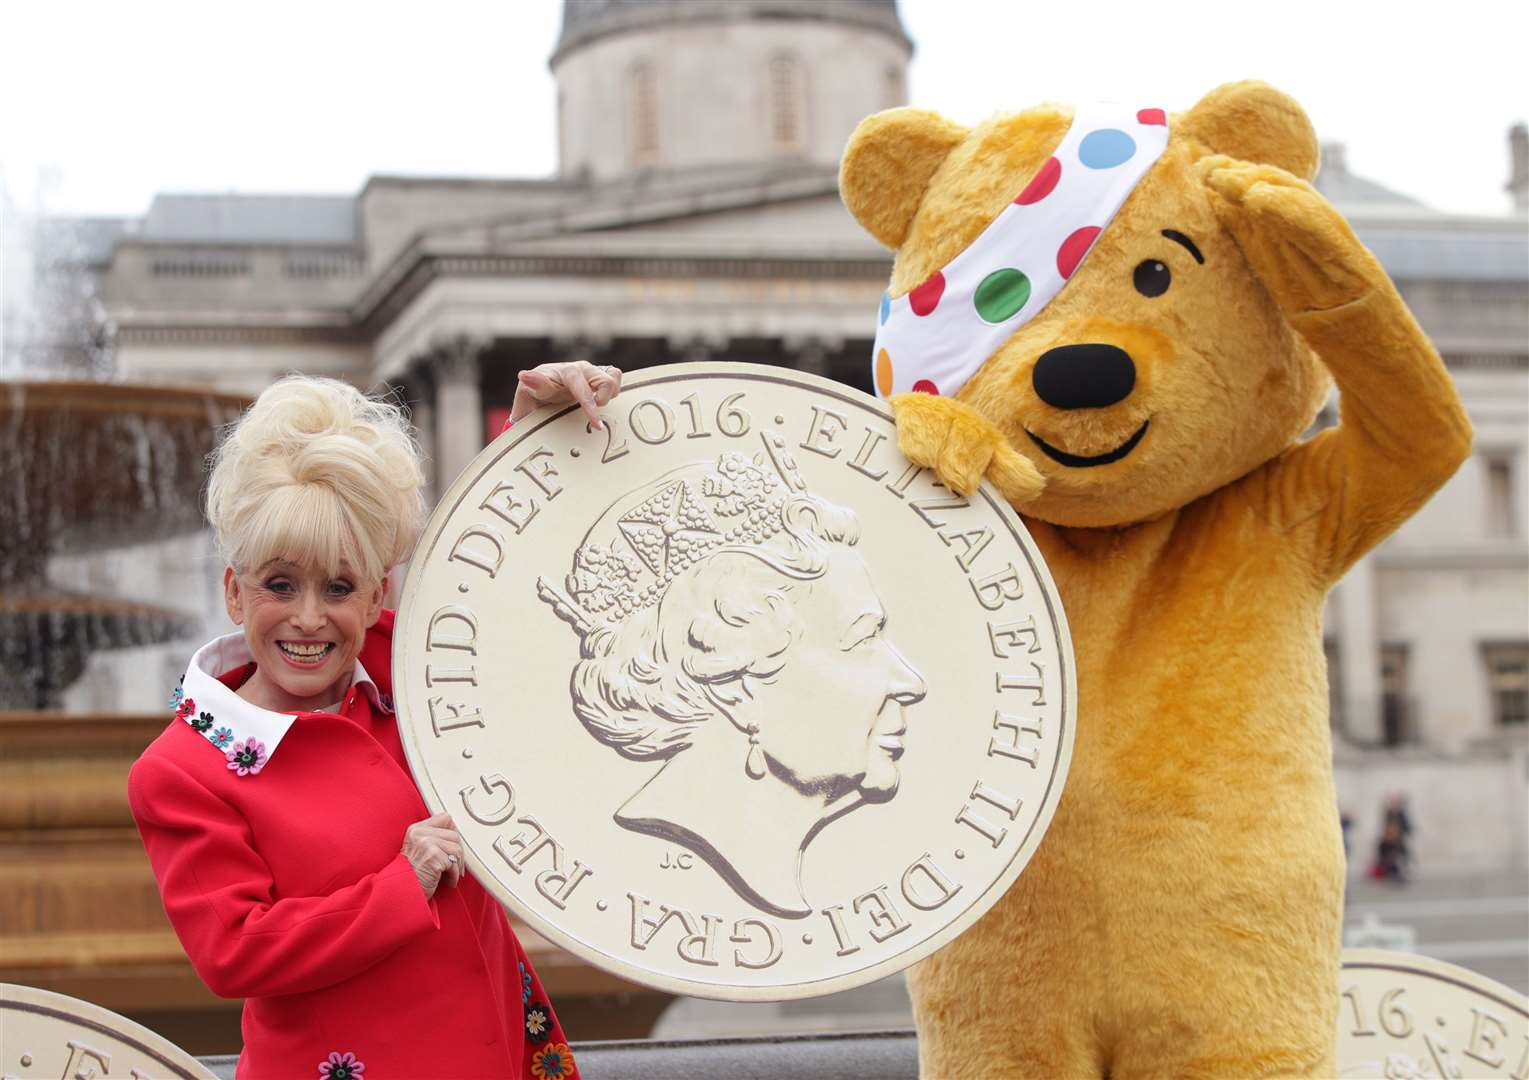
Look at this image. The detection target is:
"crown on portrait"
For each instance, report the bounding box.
[537,431,808,638]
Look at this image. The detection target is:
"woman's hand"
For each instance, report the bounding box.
[402,811,464,900]
[509,361,623,429]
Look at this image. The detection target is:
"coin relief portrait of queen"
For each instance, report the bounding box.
[538,438,927,918]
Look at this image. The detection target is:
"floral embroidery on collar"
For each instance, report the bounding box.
[170,686,247,768]
[317,1050,364,1079]
[176,633,380,775]
[226,738,267,777]
[520,960,532,1005]
[530,1042,573,1079]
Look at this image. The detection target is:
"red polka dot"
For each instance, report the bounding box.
[1137,108,1167,126]
[912,379,940,395]
[909,271,946,316]
[1056,226,1102,279]
[1014,157,1061,206]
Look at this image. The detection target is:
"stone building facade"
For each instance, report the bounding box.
[52,0,1529,868]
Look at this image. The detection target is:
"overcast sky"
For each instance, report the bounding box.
[1,0,1525,219]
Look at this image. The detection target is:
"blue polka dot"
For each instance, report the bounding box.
[879,292,890,325]
[1079,129,1136,170]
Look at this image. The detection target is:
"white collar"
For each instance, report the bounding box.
[171,631,386,775]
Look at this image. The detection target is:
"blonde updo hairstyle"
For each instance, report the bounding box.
[206,375,426,584]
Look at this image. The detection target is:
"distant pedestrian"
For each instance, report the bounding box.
[1383,793,1413,846]
[1371,793,1414,883]
[1374,821,1409,882]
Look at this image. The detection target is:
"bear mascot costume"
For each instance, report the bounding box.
[838,82,1471,1078]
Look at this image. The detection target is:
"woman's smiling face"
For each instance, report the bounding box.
[223,559,386,713]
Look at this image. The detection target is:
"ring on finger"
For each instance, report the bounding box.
[447,854,459,864]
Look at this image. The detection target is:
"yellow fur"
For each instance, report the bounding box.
[838,107,971,249]
[841,82,1471,1078]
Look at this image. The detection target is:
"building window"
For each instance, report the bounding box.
[627,61,660,167]
[1324,638,1344,733]
[1483,643,1529,726]
[1380,644,1412,747]
[769,53,804,154]
[1484,454,1517,537]
[557,89,568,175]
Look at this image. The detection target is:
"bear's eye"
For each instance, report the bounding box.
[1133,259,1171,298]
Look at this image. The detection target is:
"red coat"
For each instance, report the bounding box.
[129,610,578,1079]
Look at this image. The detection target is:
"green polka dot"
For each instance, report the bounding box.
[974,268,1031,323]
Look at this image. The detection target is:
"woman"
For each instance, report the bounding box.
[539,450,927,917]
[129,362,619,1079]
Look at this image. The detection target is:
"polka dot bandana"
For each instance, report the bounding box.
[871,103,1169,399]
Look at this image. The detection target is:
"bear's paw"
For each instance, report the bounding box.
[890,392,1044,506]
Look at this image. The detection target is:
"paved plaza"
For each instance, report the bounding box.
[1342,868,1529,995]
[655,869,1529,1038]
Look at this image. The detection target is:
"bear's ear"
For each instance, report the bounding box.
[840,107,970,250]
[1179,81,1319,181]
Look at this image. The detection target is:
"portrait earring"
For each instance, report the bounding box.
[745,724,766,781]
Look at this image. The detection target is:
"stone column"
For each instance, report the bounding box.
[667,334,726,367]
[1508,122,1528,212]
[405,370,439,509]
[785,335,841,379]
[432,336,486,494]
[1334,553,1383,745]
[552,335,607,368]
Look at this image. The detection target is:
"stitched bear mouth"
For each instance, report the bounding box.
[1026,420,1150,468]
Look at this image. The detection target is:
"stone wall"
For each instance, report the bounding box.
[357,178,575,275]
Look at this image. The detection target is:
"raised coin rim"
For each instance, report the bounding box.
[1339,948,1529,1019]
[394,362,1078,1001]
[0,983,219,1079]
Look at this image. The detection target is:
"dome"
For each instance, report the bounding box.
[551,0,914,182]
[553,0,911,65]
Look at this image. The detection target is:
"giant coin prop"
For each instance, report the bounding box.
[395,363,1075,999]
[1338,950,1528,1079]
[1,983,217,1079]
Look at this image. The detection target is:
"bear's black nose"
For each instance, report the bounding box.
[1032,344,1136,409]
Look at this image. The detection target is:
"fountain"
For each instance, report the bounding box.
[0,379,248,708]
